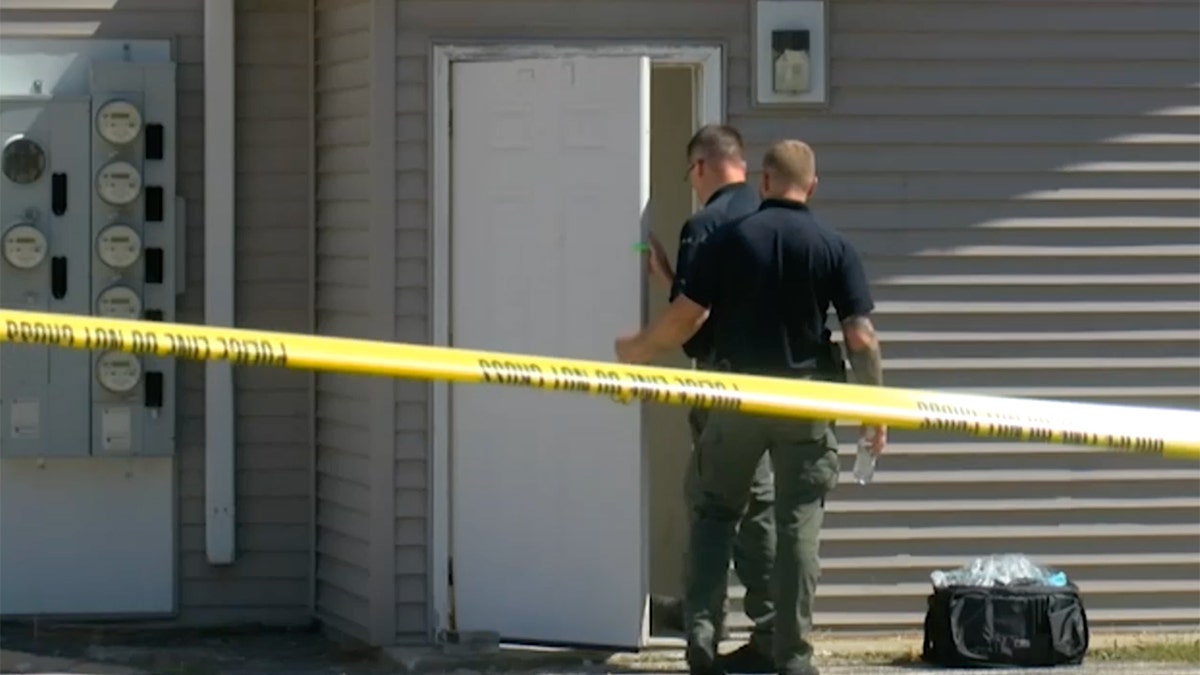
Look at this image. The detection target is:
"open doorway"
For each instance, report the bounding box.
[644,63,702,638]
[431,45,722,649]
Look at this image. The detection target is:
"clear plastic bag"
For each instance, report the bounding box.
[930,553,1068,589]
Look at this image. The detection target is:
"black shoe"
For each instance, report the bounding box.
[716,643,776,674]
[650,594,685,632]
[778,662,820,675]
[687,643,726,675]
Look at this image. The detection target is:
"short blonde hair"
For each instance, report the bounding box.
[762,140,816,188]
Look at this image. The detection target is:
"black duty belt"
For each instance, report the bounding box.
[705,357,845,382]
[704,358,808,378]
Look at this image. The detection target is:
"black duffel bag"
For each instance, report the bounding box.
[922,581,1089,668]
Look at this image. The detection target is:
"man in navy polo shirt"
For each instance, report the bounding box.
[646,124,776,673]
[617,139,887,675]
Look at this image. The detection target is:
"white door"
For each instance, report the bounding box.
[450,56,651,648]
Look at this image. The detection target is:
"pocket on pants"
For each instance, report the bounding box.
[814,448,840,494]
[800,448,840,497]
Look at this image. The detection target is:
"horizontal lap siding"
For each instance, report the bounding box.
[394,0,1200,635]
[395,383,427,638]
[0,0,314,626]
[315,0,373,642]
[739,0,1200,630]
[395,0,428,626]
[213,0,314,625]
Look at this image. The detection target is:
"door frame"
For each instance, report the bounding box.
[428,42,724,640]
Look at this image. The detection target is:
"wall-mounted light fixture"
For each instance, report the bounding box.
[752,0,829,108]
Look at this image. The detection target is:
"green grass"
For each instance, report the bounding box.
[606,633,1200,671]
[1087,636,1200,663]
[833,634,1200,666]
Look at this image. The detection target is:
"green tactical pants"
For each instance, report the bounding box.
[684,406,776,653]
[684,409,840,674]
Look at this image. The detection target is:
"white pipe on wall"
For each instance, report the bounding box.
[203,0,236,565]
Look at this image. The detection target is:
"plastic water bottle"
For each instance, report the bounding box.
[852,428,877,485]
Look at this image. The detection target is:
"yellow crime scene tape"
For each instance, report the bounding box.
[2,308,1198,461]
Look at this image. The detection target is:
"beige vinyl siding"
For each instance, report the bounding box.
[394,0,1200,633]
[739,0,1200,629]
[392,3,434,641]
[0,0,316,625]
[314,0,374,642]
[395,387,428,638]
[395,163,428,637]
[196,0,314,624]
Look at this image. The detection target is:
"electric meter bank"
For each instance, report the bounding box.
[0,49,181,459]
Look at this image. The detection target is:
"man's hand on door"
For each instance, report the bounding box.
[645,232,673,285]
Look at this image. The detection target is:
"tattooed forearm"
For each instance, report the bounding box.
[848,343,884,386]
[843,316,884,386]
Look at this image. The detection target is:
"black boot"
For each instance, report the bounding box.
[716,642,776,674]
[650,594,685,633]
[687,641,727,675]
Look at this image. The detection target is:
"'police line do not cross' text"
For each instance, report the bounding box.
[3,320,289,369]
[478,357,743,410]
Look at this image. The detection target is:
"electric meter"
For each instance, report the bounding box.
[2,135,46,184]
[96,285,142,320]
[96,223,142,268]
[96,160,142,206]
[96,351,142,394]
[96,100,143,145]
[2,223,48,269]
